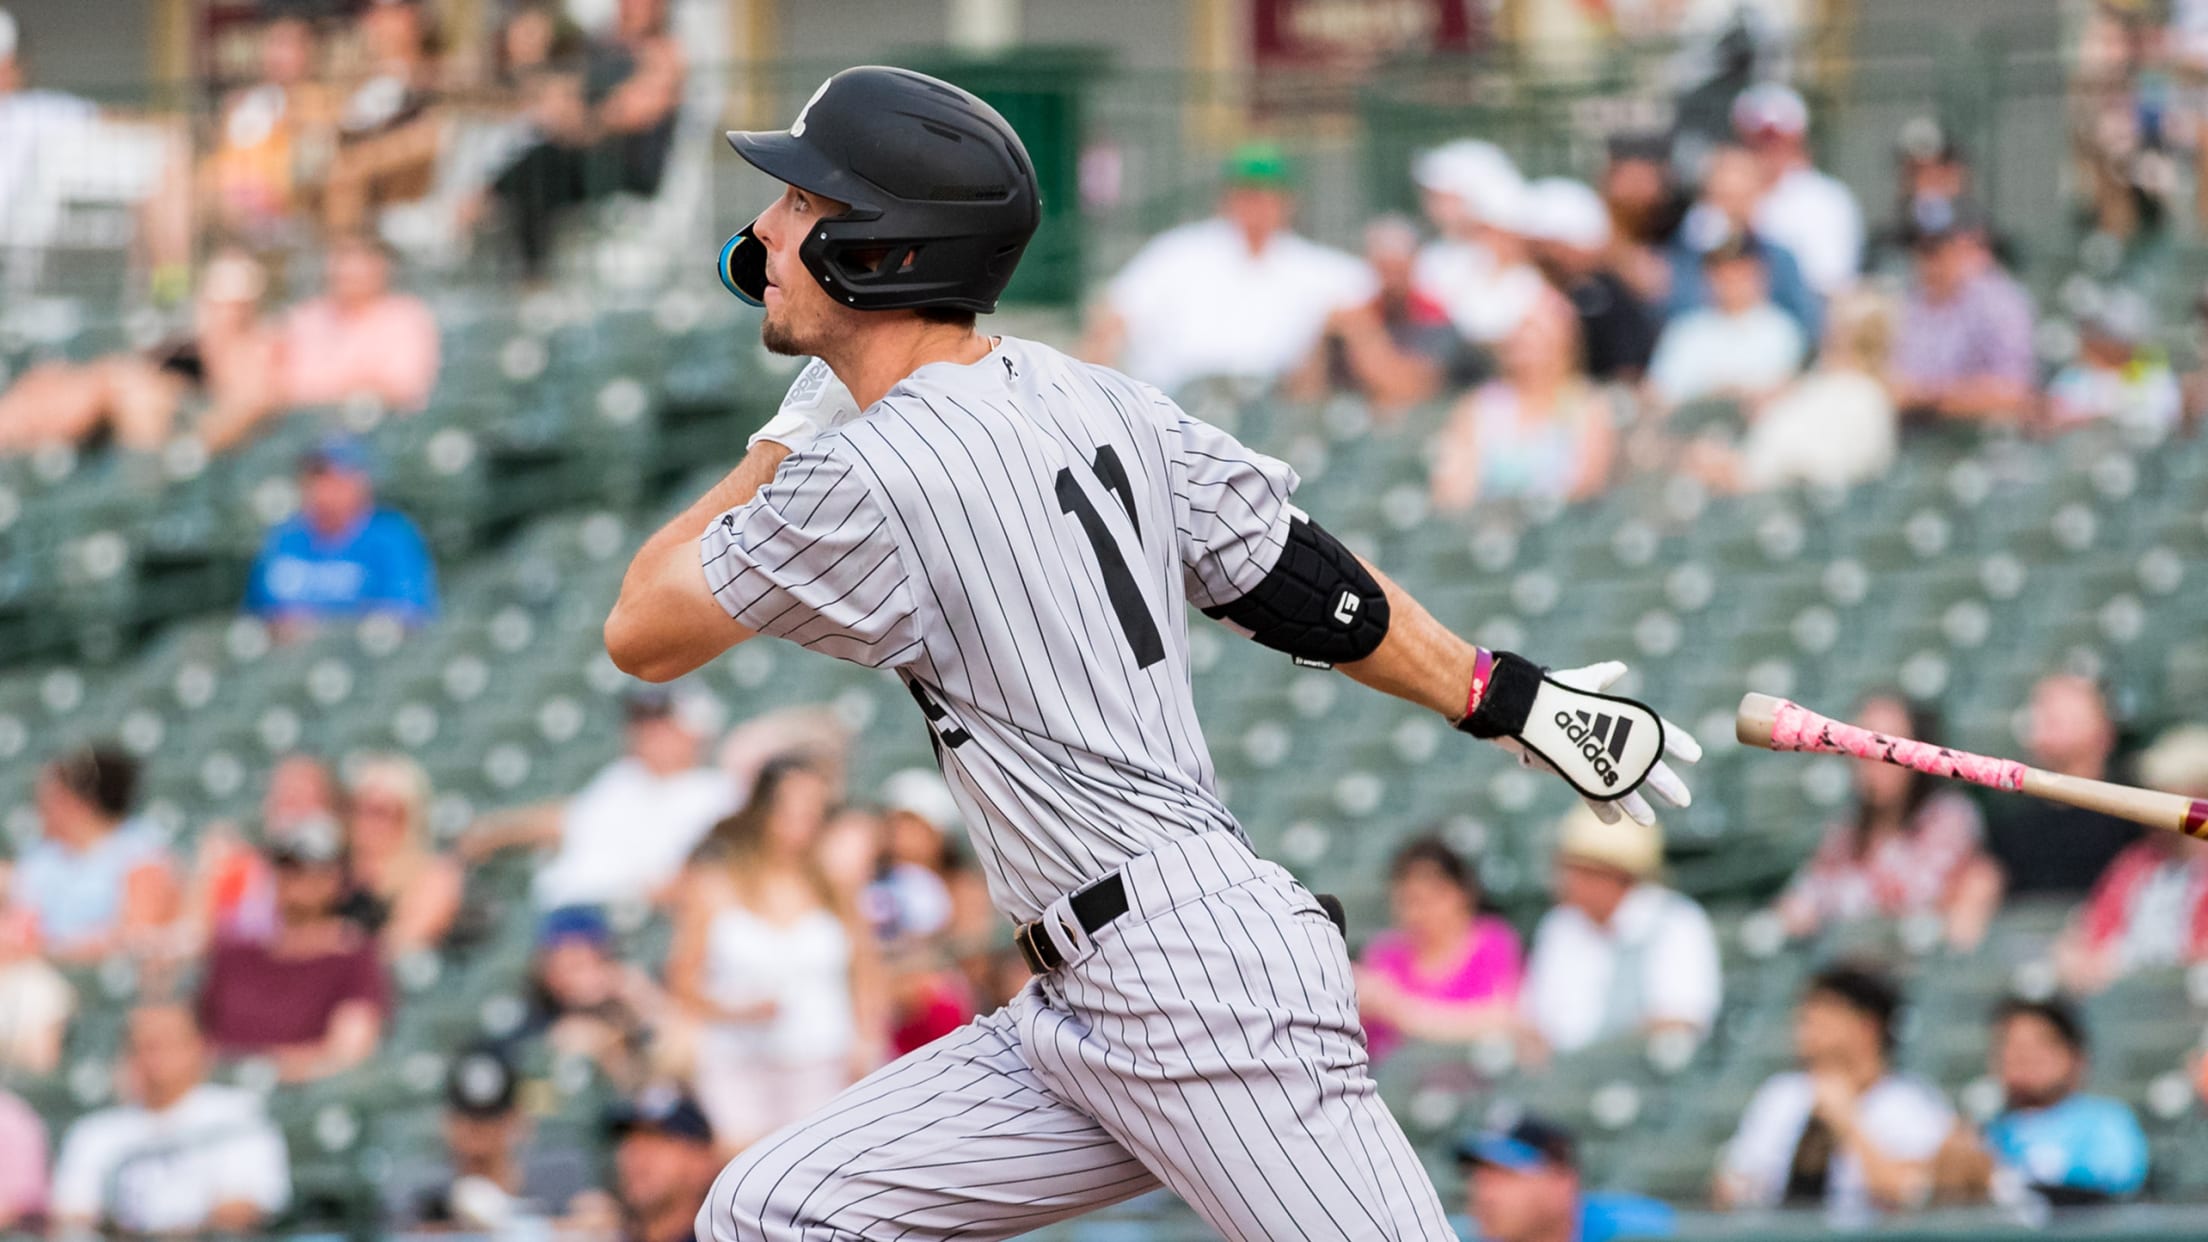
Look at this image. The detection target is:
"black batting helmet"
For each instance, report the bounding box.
[717,66,1040,314]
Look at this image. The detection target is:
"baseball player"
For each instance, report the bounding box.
[606,66,1701,1240]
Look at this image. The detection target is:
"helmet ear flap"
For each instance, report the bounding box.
[718,223,769,306]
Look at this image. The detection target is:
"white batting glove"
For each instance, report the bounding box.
[748,357,863,454]
[1458,654,1701,827]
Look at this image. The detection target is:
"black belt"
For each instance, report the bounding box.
[1014,873,1129,974]
[1012,875,1350,975]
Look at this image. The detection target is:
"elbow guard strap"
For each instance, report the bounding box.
[1202,513,1389,667]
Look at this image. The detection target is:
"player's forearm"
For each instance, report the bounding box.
[1337,561,1482,721]
[605,443,789,681]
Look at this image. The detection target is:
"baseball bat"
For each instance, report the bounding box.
[1736,692,2208,840]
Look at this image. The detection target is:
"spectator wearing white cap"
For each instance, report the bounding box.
[1288,214,1471,412]
[1735,82,1864,297]
[1081,142,1376,394]
[2043,290,2181,438]
[1521,803,1721,1057]
[1525,177,1660,382]
[871,769,960,944]
[1412,139,1549,348]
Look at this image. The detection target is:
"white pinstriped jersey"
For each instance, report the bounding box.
[698,337,1298,922]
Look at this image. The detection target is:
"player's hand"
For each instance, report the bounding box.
[1477,659,1701,826]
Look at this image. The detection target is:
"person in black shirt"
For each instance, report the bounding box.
[391,1046,594,1229]
[1524,177,1659,383]
[1982,675,2141,900]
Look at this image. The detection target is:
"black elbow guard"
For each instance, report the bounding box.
[1202,513,1389,667]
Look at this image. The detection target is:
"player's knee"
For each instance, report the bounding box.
[697,1140,849,1242]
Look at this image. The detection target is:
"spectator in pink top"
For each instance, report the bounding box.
[200,235,440,452]
[1356,837,1523,1063]
[0,1086,47,1229]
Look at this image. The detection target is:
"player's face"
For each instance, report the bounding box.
[1995,1014,2080,1110]
[754,183,857,358]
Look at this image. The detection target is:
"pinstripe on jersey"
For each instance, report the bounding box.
[699,337,1296,924]
[692,337,1457,1239]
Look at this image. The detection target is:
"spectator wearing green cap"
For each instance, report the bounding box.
[1079,140,1376,395]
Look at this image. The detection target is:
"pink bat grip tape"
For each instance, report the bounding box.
[1769,700,2028,792]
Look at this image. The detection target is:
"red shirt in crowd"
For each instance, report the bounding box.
[198,930,389,1054]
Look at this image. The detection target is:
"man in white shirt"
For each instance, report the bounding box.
[1715,965,1970,1227]
[0,8,95,255]
[1521,804,1721,1057]
[1735,82,1862,297]
[50,1004,290,1234]
[1080,142,1376,393]
[507,686,737,910]
[1647,232,1806,408]
[1412,138,1547,347]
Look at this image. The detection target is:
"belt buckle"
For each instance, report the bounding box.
[1013,918,1054,974]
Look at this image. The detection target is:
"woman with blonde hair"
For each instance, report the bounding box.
[1429,289,1619,513]
[668,759,885,1154]
[341,753,461,957]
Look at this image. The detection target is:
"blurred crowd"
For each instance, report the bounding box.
[4,675,2204,1237]
[0,684,1023,1236]
[0,0,687,456]
[1345,672,2208,1236]
[1084,78,2205,518]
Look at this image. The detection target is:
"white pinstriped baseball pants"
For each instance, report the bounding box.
[695,831,1456,1241]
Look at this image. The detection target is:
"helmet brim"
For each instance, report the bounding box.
[724,130,878,211]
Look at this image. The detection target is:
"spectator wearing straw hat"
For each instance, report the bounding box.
[1080,142,1376,394]
[1520,804,1721,1057]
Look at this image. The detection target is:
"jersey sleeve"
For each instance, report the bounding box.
[698,445,924,668]
[1171,409,1302,610]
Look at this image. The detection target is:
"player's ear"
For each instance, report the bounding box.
[719,223,768,306]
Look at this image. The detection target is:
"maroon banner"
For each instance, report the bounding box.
[1251,0,1482,67]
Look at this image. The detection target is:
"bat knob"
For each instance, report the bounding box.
[1737,692,1786,749]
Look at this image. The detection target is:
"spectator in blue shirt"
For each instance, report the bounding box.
[1983,995,2148,1206]
[1456,1115,1674,1242]
[245,436,437,634]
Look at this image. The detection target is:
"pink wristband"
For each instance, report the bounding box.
[1461,648,1496,723]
